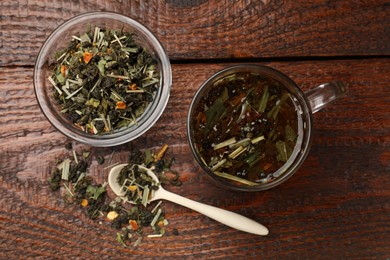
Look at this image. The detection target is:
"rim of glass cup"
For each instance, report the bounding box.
[186,64,313,191]
[34,12,172,147]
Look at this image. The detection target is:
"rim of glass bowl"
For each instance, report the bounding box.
[34,12,172,147]
[186,64,313,191]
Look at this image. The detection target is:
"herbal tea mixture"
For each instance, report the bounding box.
[192,72,300,186]
[116,164,159,207]
[49,143,180,247]
[48,26,160,134]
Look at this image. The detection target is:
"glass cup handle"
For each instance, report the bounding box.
[305,81,347,113]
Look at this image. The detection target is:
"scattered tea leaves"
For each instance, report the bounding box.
[96,155,105,165]
[87,184,106,200]
[107,211,119,220]
[116,232,128,248]
[60,158,71,181]
[48,143,179,248]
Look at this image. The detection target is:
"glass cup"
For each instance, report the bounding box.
[187,64,347,191]
[34,12,172,147]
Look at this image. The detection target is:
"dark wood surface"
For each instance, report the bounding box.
[1,1,389,259]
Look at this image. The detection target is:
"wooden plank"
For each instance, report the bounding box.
[1,0,389,66]
[0,60,389,258]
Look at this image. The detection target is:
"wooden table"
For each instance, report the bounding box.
[1,1,389,259]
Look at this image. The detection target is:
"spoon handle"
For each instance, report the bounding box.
[158,190,269,236]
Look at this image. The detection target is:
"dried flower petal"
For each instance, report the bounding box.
[129,220,138,230]
[60,65,67,77]
[107,211,119,220]
[129,83,138,90]
[154,144,168,162]
[116,101,126,110]
[127,185,137,192]
[81,199,89,207]
[83,52,93,64]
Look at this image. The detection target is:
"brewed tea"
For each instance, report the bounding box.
[192,72,302,185]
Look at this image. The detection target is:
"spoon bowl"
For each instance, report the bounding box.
[108,164,159,199]
[108,163,269,236]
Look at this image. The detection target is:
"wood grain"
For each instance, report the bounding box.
[1,0,389,66]
[1,60,389,258]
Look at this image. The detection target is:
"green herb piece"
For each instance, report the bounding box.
[142,78,159,88]
[116,232,128,248]
[72,150,79,164]
[48,76,62,95]
[74,172,86,188]
[142,185,150,207]
[213,137,236,150]
[210,158,227,172]
[229,138,251,149]
[83,152,90,159]
[133,237,143,247]
[285,125,297,142]
[214,171,259,186]
[79,33,91,43]
[56,73,65,84]
[60,158,71,181]
[148,234,163,238]
[205,97,226,132]
[150,208,162,227]
[65,85,83,100]
[244,151,261,167]
[144,149,154,165]
[267,93,290,120]
[96,155,105,165]
[151,201,163,214]
[228,146,247,159]
[258,85,269,113]
[121,47,138,53]
[49,170,62,191]
[251,135,265,144]
[276,141,288,162]
[236,100,249,123]
[213,74,236,87]
[86,184,106,200]
[85,98,100,108]
[63,183,75,197]
[268,129,277,142]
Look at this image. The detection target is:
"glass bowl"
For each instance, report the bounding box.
[34,12,171,147]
